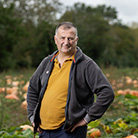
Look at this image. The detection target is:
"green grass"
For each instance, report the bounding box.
[103,67,138,80]
[0,68,35,130]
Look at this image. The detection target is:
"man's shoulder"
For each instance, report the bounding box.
[76,51,99,71]
[41,51,58,64]
[78,52,96,65]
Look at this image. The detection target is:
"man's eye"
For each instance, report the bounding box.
[59,37,74,41]
[68,38,74,40]
[61,37,64,40]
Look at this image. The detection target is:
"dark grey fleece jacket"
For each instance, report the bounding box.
[27,47,114,133]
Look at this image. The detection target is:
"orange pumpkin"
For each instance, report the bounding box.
[23,81,29,92]
[123,135,137,138]
[5,94,19,100]
[21,100,27,110]
[87,128,101,138]
[23,93,27,99]
[20,125,33,131]
[130,90,138,97]
[0,87,5,93]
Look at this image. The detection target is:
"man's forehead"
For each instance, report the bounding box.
[56,26,78,39]
[58,26,76,32]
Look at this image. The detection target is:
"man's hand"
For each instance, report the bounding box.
[32,122,43,133]
[32,122,35,127]
[71,119,87,132]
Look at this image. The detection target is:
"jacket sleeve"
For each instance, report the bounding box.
[84,60,115,123]
[27,58,47,123]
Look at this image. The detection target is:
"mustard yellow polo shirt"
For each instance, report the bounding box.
[40,55,74,130]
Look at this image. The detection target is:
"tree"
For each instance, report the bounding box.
[0,3,25,71]
[59,3,138,67]
[59,3,118,62]
[30,21,56,67]
[101,24,137,67]
[0,0,62,24]
[130,24,138,63]
[0,0,61,70]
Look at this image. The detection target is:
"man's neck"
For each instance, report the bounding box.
[57,53,72,67]
[57,50,76,67]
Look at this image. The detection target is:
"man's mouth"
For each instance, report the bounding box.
[62,45,71,48]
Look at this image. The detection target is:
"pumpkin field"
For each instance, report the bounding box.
[0,67,138,138]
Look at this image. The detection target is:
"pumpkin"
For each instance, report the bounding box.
[123,135,137,138]
[87,128,101,138]
[23,81,29,92]
[21,100,27,110]
[5,94,19,100]
[20,125,33,131]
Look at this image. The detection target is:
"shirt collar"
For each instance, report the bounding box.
[54,52,75,63]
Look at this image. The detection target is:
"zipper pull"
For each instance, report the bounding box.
[46,71,49,74]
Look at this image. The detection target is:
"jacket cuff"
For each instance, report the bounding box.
[84,114,92,124]
[29,115,34,124]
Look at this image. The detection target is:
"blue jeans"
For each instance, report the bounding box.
[39,125,87,138]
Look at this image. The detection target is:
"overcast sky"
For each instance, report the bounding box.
[59,0,138,25]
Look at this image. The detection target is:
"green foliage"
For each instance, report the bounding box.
[60,3,138,68]
[0,127,39,138]
[0,1,138,71]
[0,69,34,129]
[29,21,56,67]
[88,120,100,130]
[59,3,114,61]
[94,94,138,137]
[0,0,61,24]
[0,3,25,71]
[0,68,138,137]
[0,0,59,70]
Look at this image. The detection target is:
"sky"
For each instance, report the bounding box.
[59,0,138,25]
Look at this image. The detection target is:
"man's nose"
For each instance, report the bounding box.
[64,38,69,45]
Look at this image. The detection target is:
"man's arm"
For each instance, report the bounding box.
[83,60,115,123]
[70,60,114,132]
[27,58,46,123]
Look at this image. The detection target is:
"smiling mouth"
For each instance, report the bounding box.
[62,45,71,48]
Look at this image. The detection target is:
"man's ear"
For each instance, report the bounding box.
[54,35,57,45]
[76,36,79,43]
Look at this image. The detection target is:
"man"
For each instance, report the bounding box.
[27,22,114,138]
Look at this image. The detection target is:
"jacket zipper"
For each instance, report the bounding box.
[65,62,74,125]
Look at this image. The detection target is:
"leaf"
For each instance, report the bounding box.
[118,122,128,130]
[88,120,100,129]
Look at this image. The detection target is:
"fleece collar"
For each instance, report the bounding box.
[50,46,83,64]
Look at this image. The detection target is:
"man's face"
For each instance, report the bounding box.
[54,26,78,56]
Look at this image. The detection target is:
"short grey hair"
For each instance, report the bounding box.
[55,22,78,36]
